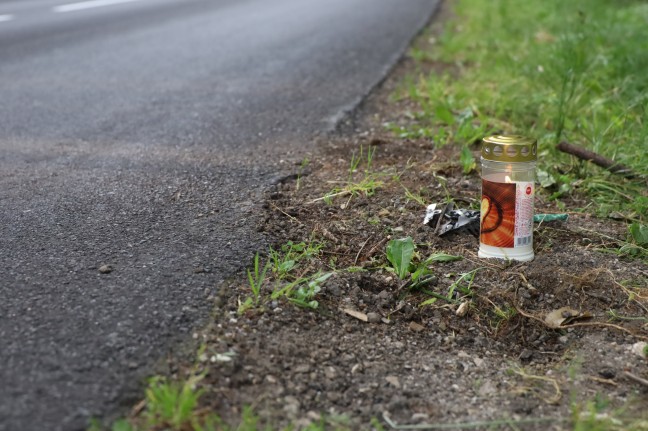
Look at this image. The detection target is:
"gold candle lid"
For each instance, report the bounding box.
[482,135,537,162]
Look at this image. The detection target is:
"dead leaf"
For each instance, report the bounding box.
[544,307,591,328]
[342,308,368,322]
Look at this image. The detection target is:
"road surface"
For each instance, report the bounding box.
[0,0,439,429]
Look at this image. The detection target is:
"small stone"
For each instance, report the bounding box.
[411,413,430,423]
[98,264,112,274]
[283,396,300,416]
[327,284,342,297]
[326,391,341,402]
[295,364,311,373]
[367,312,381,323]
[631,342,647,359]
[324,366,337,380]
[519,349,533,361]
[473,357,484,367]
[351,363,363,374]
[266,375,278,384]
[377,290,391,300]
[456,301,469,317]
[385,375,400,388]
[388,395,407,410]
[478,380,496,396]
[307,411,321,421]
[558,335,569,344]
[409,322,425,332]
[598,368,616,379]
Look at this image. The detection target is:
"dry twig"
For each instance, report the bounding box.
[557,141,636,178]
[623,371,648,388]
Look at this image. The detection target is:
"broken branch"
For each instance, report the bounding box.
[557,141,635,178]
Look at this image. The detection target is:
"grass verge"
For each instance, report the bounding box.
[389,0,648,223]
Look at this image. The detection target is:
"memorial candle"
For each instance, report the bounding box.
[479,135,537,261]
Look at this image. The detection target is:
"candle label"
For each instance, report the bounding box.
[514,181,534,246]
[480,179,534,248]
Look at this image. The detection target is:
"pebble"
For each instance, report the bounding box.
[98,264,112,274]
[598,368,616,379]
[283,396,300,416]
[377,290,391,300]
[295,364,311,373]
[385,375,401,388]
[326,391,342,402]
[307,411,321,421]
[327,284,342,297]
[409,322,425,332]
[367,312,381,323]
[388,395,407,410]
[519,349,533,361]
[478,380,496,396]
[324,366,337,380]
[456,301,469,317]
[411,413,430,423]
[631,342,647,359]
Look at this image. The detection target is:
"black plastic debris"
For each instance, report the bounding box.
[423,203,480,237]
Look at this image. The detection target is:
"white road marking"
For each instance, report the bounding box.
[53,0,142,13]
[0,14,14,22]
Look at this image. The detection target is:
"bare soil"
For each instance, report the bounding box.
[147,9,648,430]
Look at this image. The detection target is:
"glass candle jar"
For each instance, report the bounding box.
[479,135,537,261]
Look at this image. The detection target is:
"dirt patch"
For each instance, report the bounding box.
[138,7,648,430]
[198,131,647,429]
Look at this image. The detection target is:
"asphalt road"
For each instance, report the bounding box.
[0,0,439,429]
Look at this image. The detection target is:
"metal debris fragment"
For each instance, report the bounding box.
[423,202,480,237]
[423,202,568,237]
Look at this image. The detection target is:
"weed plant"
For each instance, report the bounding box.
[321,146,384,205]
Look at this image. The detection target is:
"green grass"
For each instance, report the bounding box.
[238,252,271,314]
[99,372,351,431]
[268,240,324,280]
[570,395,648,431]
[318,146,384,205]
[237,240,331,313]
[393,0,648,222]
